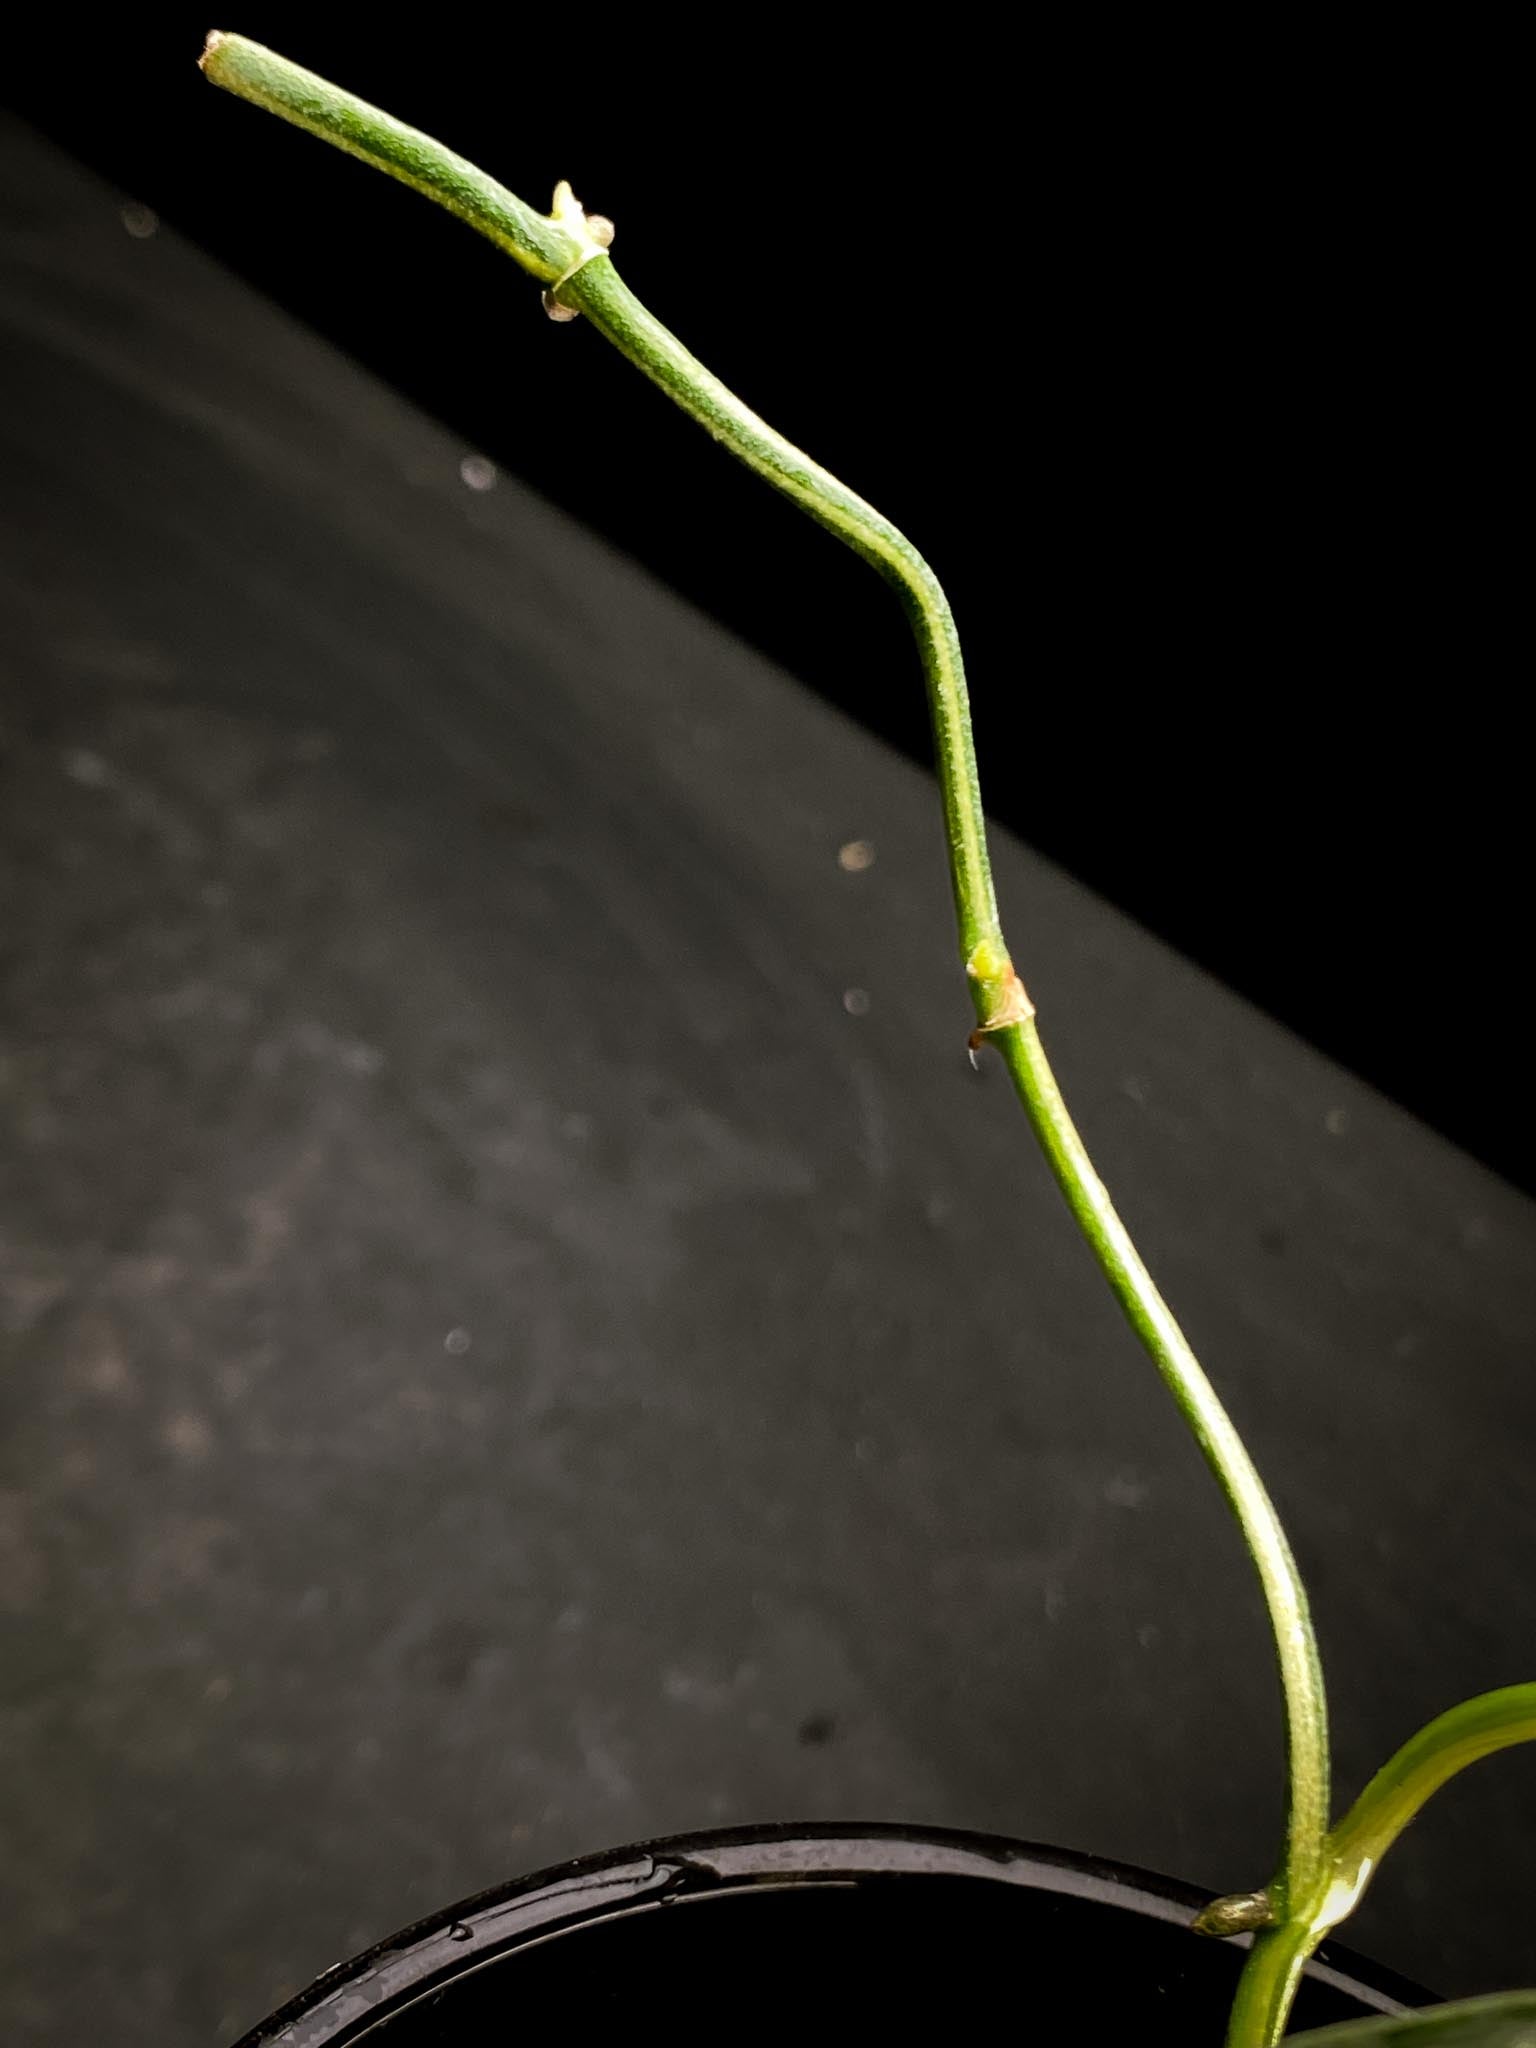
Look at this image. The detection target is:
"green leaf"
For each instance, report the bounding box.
[1327,1688,1536,1902]
[1288,1992,1536,2046]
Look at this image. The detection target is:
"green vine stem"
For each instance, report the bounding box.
[1218,1686,1536,2043]
[201,31,1332,2039]
[1326,1686,1536,1924]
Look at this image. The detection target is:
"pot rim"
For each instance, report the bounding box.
[234,1820,1428,2045]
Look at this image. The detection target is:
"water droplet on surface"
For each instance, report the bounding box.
[121,203,158,239]
[163,1410,214,1462]
[64,748,110,787]
[459,454,497,492]
[1323,1106,1350,1136]
[1104,1474,1148,1509]
[837,839,875,872]
[842,987,871,1017]
[443,1327,472,1356]
[447,1922,472,1943]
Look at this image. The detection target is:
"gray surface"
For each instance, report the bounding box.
[2,120,1534,2042]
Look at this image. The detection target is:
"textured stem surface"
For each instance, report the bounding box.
[1326,1686,1536,1917]
[202,30,1333,2034]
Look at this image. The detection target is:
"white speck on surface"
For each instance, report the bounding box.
[837,839,876,872]
[577,1719,633,1803]
[1324,1107,1350,1136]
[86,1344,135,1398]
[163,1411,213,1462]
[1137,1623,1161,1651]
[121,203,158,239]
[204,1674,233,1703]
[850,1057,890,1180]
[1104,1474,1148,1509]
[842,987,871,1017]
[294,728,334,764]
[443,1327,472,1356]
[1121,1074,1147,1105]
[662,1665,741,1711]
[64,748,111,787]
[459,454,497,492]
[149,982,212,1024]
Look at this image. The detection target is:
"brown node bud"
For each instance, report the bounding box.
[1192,1890,1275,1938]
[966,967,1035,1057]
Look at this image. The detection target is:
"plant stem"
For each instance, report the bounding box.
[1227,1916,1330,2047]
[201,31,1331,2031]
[1326,1686,1536,1913]
[995,1021,1329,1901]
[1223,1687,1536,2044]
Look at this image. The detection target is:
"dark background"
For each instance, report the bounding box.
[7,14,1526,1187]
[4,23,1535,2044]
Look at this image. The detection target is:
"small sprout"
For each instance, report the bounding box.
[548,179,585,225]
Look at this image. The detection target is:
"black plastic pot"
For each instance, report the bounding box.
[234,1824,1426,2042]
